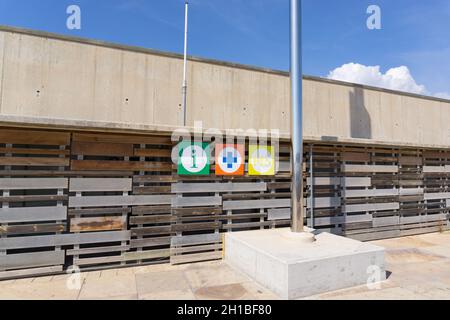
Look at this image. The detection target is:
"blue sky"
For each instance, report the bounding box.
[0,0,449,97]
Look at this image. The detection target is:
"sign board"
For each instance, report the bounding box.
[248,145,275,176]
[215,144,245,176]
[178,142,210,176]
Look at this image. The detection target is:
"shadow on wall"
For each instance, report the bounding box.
[350,87,372,139]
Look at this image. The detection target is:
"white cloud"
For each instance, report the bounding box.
[327,63,449,100]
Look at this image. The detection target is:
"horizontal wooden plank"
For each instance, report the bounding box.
[399,157,423,166]
[343,202,400,213]
[401,214,447,225]
[71,160,172,172]
[172,196,222,208]
[72,141,134,157]
[67,244,130,256]
[342,152,370,162]
[170,251,222,265]
[341,165,398,173]
[0,206,67,223]
[70,216,127,233]
[307,177,341,186]
[399,188,424,196]
[308,214,373,227]
[0,178,68,190]
[69,207,131,216]
[306,197,340,209]
[129,215,174,225]
[134,148,172,158]
[130,237,171,248]
[424,192,450,200]
[172,222,221,232]
[347,230,401,241]
[0,250,64,270]
[0,157,69,167]
[341,177,372,187]
[0,195,66,203]
[74,249,171,266]
[0,129,70,146]
[223,198,291,210]
[0,266,63,280]
[73,133,172,145]
[69,178,132,192]
[171,182,267,194]
[373,216,400,227]
[343,189,398,198]
[131,226,172,237]
[0,147,70,156]
[423,166,449,173]
[171,244,222,255]
[268,208,291,221]
[0,231,131,250]
[0,223,65,235]
[171,233,222,246]
[69,195,173,208]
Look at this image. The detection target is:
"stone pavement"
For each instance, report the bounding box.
[0,231,449,300]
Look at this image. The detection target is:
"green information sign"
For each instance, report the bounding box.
[177,142,211,176]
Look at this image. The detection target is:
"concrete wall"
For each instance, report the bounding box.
[1,26,450,147]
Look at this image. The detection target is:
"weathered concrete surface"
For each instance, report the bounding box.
[225,228,386,299]
[0,232,449,300]
[1,26,450,148]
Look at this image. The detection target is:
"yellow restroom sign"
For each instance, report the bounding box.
[248,145,275,176]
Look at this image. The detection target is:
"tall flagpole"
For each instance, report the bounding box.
[290,0,304,233]
[182,0,189,126]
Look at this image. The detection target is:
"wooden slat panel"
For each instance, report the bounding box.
[0,178,68,190]
[0,129,70,145]
[0,251,65,270]
[0,206,67,223]
[343,202,400,213]
[0,266,63,280]
[0,157,69,166]
[343,189,398,198]
[70,216,127,233]
[171,182,267,193]
[307,177,340,186]
[341,177,372,187]
[401,214,447,224]
[308,214,373,226]
[399,157,423,166]
[0,223,65,235]
[268,208,291,221]
[342,165,398,173]
[71,160,172,172]
[306,197,341,209]
[342,152,370,162]
[134,148,172,157]
[69,195,173,208]
[69,178,132,192]
[424,192,450,200]
[172,196,222,208]
[223,198,291,210]
[0,231,131,250]
[171,233,221,246]
[67,245,130,256]
[373,216,400,227]
[170,251,222,265]
[400,188,424,196]
[73,133,172,145]
[0,147,69,156]
[423,166,448,173]
[72,141,134,157]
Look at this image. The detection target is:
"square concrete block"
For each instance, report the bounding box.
[225,228,386,300]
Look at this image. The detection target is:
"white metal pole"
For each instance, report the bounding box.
[182,1,189,126]
[290,0,304,233]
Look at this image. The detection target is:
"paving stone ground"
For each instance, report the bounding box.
[0,231,449,300]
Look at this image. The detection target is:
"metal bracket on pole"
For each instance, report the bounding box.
[290,0,304,233]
